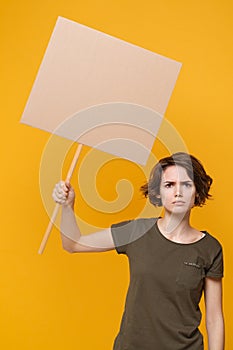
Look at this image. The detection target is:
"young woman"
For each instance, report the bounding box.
[52,152,224,350]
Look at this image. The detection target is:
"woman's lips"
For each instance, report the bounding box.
[172,200,185,204]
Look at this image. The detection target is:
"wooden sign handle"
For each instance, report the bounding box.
[38,144,83,254]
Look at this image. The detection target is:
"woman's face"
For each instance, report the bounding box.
[159,165,196,214]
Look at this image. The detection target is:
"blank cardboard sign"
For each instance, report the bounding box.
[21,16,181,165]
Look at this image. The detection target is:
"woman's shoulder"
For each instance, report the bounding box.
[201,230,223,252]
[134,217,158,225]
[112,217,158,228]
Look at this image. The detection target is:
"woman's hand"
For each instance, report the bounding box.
[52,181,75,207]
[52,180,114,253]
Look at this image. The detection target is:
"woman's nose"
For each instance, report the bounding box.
[174,184,182,197]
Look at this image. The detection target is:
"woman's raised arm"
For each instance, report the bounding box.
[52,181,115,253]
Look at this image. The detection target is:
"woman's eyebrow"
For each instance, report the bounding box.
[163,180,193,184]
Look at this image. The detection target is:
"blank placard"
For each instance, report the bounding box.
[21,16,181,164]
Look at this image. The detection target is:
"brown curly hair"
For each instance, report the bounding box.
[140,152,213,207]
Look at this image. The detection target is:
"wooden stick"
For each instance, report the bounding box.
[38,143,83,254]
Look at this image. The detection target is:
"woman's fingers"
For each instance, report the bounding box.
[53,181,68,203]
[52,181,75,205]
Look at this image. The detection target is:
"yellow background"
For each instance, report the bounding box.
[1,0,232,349]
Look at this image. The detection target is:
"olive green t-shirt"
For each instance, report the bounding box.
[111,218,223,350]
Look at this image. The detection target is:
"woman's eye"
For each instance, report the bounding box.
[184,183,192,188]
[165,183,172,188]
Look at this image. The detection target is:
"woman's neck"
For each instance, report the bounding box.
[158,211,192,237]
[157,212,204,244]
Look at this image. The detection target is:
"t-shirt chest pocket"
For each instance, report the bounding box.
[176,257,204,289]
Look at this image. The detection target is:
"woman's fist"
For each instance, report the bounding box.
[52,181,75,207]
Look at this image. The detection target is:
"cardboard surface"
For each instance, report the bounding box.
[21,16,181,164]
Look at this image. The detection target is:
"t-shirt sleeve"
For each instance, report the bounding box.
[205,243,224,278]
[111,218,157,255]
[111,220,136,255]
